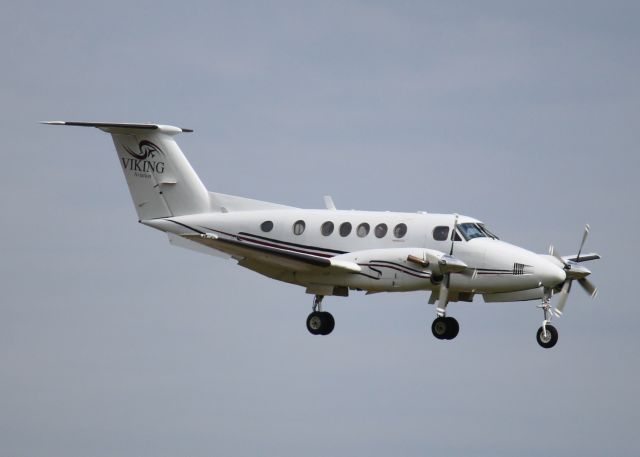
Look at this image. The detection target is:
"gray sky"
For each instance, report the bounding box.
[1,1,639,456]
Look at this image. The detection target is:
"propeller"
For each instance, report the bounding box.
[436,214,459,316]
[576,224,589,261]
[551,225,599,317]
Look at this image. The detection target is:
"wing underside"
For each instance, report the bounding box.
[180,234,359,274]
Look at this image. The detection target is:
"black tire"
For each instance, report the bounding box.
[445,317,459,340]
[536,325,558,348]
[320,312,335,335]
[306,312,323,335]
[431,317,449,339]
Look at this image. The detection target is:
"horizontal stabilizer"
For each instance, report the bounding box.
[42,121,193,133]
[167,233,230,259]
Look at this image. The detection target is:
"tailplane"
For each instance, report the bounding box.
[44,121,210,220]
[45,121,293,218]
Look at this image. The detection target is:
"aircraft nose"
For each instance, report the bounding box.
[537,259,566,287]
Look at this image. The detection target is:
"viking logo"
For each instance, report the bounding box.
[123,140,164,160]
[121,140,166,177]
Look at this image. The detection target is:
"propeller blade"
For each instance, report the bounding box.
[578,277,598,298]
[550,245,568,267]
[436,274,450,316]
[554,280,572,316]
[449,214,459,255]
[576,224,590,261]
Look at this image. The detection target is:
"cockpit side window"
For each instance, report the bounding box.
[458,223,486,241]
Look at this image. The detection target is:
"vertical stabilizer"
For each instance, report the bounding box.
[44,122,210,220]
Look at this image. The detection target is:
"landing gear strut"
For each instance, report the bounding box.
[306,295,335,336]
[430,280,460,340]
[536,288,559,348]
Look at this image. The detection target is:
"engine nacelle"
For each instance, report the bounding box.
[329,248,463,292]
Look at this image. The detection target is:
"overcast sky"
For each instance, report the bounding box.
[1,1,639,456]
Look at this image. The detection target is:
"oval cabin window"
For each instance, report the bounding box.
[293,220,306,235]
[260,220,274,232]
[339,222,352,237]
[321,221,334,236]
[375,223,388,238]
[394,223,407,238]
[357,223,370,237]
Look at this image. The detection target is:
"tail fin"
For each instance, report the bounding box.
[44,122,210,220]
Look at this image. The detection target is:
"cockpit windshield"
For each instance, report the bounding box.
[478,224,499,239]
[457,223,499,241]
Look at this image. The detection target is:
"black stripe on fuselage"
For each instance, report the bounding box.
[238,232,348,255]
[168,220,206,235]
[198,226,347,258]
[215,237,331,268]
[234,235,335,258]
[367,260,431,277]
[169,222,512,279]
[359,261,431,279]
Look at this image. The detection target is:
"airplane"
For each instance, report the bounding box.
[44,121,600,348]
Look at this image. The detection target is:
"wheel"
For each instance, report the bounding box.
[445,317,459,339]
[431,317,449,339]
[431,316,459,340]
[320,312,335,335]
[536,325,558,348]
[306,312,323,335]
[306,311,334,335]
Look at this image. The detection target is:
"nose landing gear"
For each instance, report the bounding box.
[306,295,335,336]
[536,288,559,348]
[536,324,558,348]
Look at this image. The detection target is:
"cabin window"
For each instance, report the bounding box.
[433,226,449,241]
[321,221,334,236]
[260,220,274,232]
[375,223,388,238]
[292,220,306,235]
[357,223,370,237]
[394,223,407,238]
[339,222,352,237]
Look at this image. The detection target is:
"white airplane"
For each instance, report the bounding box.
[45,121,600,348]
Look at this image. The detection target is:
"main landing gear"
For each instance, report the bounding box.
[430,284,459,340]
[306,295,335,336]
[536,288,559,349]
[431,316,459,340]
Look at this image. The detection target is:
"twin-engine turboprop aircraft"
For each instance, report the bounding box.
[45,121,600,348]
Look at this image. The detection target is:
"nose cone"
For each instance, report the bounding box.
[537,259,566,287]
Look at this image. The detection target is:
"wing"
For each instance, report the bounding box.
[180,233,361,274]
